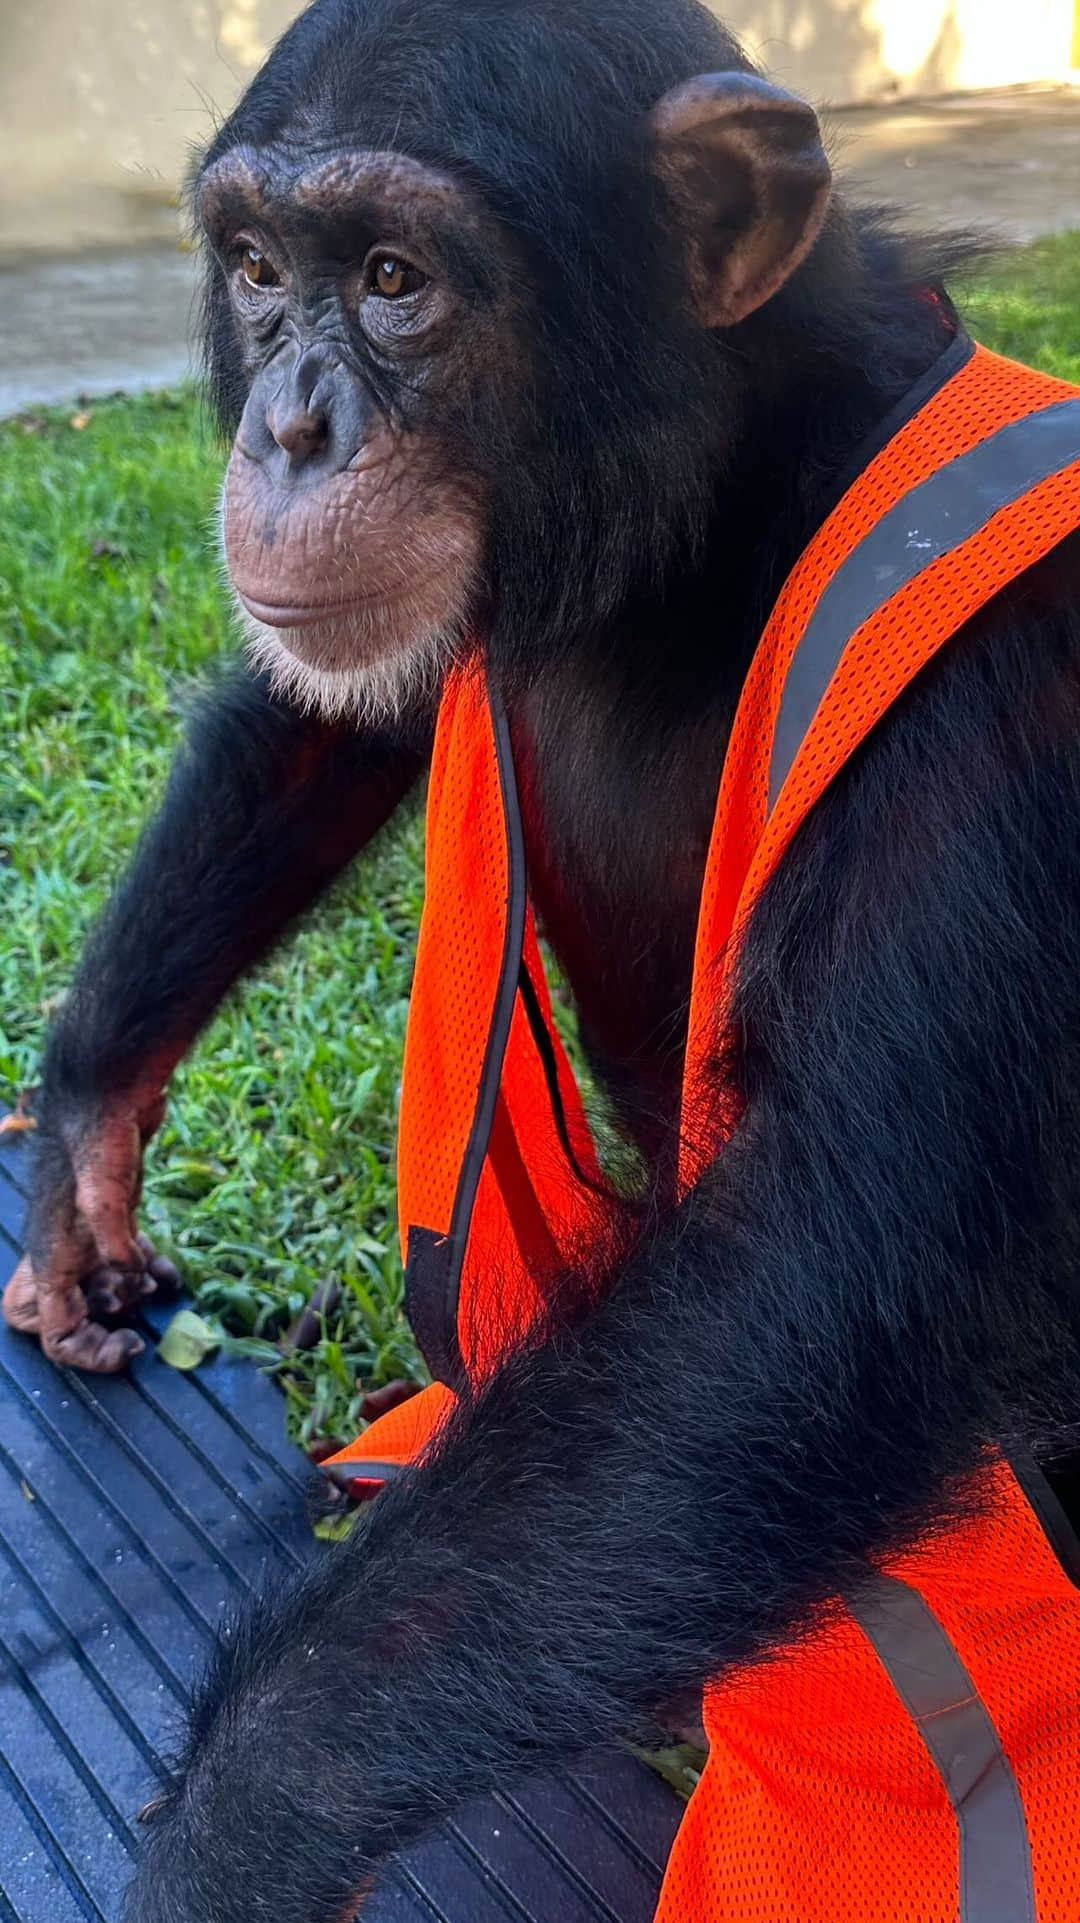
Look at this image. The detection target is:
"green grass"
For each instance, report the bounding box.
[960,232,1080,385]
[0,392,426,1443]
[1,233,1077,1445]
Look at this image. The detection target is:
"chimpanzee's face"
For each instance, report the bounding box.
[196,28,831,728]
[197,145,517,722]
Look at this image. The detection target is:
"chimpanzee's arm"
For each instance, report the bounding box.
[11,671,428,1369]
[130,584,1080,1923]
[45,670,427,1101]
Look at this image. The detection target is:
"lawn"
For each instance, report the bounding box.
[1,232,1078,1446]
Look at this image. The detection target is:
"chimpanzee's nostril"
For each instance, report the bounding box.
[266,399,330,465]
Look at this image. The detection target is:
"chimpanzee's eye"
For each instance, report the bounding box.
[369,255,427,299]
[240,245,280,289]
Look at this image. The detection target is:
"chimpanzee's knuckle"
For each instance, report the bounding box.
[2,1258,41,1334]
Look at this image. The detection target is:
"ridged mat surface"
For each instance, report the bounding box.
[0,1125,680,1923]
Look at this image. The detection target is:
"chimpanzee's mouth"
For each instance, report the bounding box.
[239,595,459,728]
[236,593,357,629]
[236,568,456,632]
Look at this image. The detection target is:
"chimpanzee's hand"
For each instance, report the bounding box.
[2,1090,179,1372]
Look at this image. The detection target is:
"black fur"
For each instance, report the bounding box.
[28,672,426,1282]
[126,542,1080,1923]
[31,2,1080,1919]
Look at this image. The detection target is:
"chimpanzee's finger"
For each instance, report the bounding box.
[147,1253,183,1299]
[44,1316,145,1371]
[38,1268,143,1369]
[2,1257,41,1334]
[83,1265,125,1319]
[78,1186,142,1271]
[118,1266,158,1306]
[74,1117,143,1271]
[137,1233,184,1300]
[82,1262,157,1321]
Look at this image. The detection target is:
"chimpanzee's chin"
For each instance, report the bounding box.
[234,591,425,668]
[240,609,456,727]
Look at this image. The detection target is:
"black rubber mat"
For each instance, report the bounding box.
[0,1122,681,1922]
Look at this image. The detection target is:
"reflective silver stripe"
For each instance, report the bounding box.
[769,396,1080,807]
[853,1575,1035,1922]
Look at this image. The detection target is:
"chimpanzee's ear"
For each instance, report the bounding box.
[649,72,831,329]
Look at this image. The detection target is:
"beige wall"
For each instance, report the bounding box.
[728,0,1075,102]
[0,0,1075,254]
[0,2,303,253]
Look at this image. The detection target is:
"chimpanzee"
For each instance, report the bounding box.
[8,0,1080,1917]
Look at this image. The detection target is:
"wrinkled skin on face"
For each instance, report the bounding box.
[198,147,517,720]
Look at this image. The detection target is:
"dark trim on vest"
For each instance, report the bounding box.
[1007,1442,1080,1592]
[407,677,530,1389]
[320,1458,404,1490]
[852,1575,1036,1923]
[819,325,974,522]
[403,1226,460,1390]
[768,390,1080,808]
[518,958,610,1199]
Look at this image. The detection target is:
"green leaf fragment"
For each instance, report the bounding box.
[158,1308,220,1371]
[313,1509,361,1542]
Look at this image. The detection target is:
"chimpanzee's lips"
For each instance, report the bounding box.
[236,565,461,631]
[236,593,356,629]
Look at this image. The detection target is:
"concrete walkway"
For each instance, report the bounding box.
[830,86,1079,245]
[1,87,1076,419]
[0,246,197,417]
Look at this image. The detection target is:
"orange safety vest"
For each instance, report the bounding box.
[329,335,1080,1919]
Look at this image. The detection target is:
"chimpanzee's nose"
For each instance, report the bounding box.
[247,347,369,484]
[266,394,330,465]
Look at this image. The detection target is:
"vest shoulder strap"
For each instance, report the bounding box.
[681,342,1080,1177]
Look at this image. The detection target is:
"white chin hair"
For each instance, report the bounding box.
[238,602,460,727]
